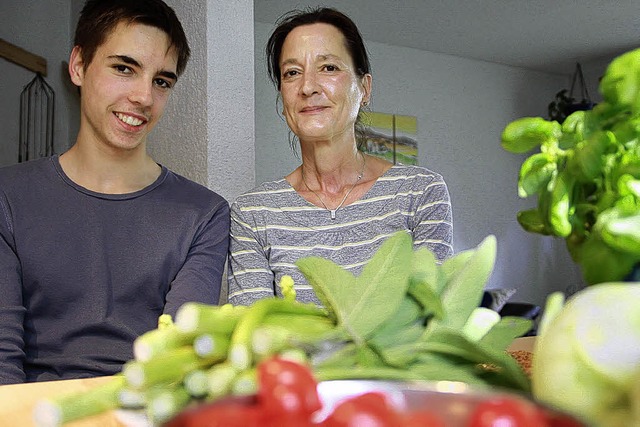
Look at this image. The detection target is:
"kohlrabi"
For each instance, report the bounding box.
[532,283,640,427]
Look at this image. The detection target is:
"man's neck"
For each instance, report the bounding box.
[58,143,161,194]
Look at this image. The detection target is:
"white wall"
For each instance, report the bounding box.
[583,55,617,104]
[254,22,585,306]
[141,0,256,203]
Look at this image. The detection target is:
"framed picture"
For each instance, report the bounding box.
[361,112,418,165]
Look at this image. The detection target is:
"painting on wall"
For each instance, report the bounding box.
[360,112,418,165]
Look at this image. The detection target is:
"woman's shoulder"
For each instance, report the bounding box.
[375,164,450,209]
[381,164,446,185]
[233,178,295,205]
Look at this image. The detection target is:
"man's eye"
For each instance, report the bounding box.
[283,69,299,78]
[114,65,132,74]
[154,78,172,89]
[324,64,338,72]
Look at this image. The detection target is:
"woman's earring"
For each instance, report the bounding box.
[362,101,369,107]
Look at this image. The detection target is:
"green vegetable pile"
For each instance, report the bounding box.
[33,233,531,426]
[501,48,640,285]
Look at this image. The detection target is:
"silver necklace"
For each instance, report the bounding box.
[302,153,366,220]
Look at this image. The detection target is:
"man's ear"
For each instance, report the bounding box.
[69,46,85,87]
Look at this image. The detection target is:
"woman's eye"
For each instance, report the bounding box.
[323,64,338,72]
[283,69,299,78]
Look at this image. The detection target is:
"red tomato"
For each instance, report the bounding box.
[263,415,316,427]
[321,391,400,427]
[257,357,322,419]
[401,409,447,427]
[468,397,548,427]
[540,408,585,427]
[164,400,265,427]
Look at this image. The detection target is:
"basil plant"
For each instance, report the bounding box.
[501,48,640,285]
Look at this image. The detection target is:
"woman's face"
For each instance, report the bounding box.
[279,23,371,144]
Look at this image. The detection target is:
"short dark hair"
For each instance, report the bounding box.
[74,0,190,76]
[266,7,371,90]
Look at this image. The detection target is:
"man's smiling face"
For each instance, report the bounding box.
[69,21,178,153]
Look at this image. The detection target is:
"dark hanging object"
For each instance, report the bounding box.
[19,73,55,163]
[548,63,595,124]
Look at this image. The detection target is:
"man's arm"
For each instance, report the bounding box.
[162,201,230,317]
[0,198,27,384]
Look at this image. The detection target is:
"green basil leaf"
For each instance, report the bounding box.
[600,210,640,256]
[501,117,562,153]
[517,209,551,235]
[518,153,556,197]
[548,171,574,237]
[577,233,638,284]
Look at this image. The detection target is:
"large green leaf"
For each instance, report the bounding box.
[479,316,534,351]
[438,249,474,289]
[367,296,423,349]
[408,281,444,319]
[416,328,531,392]
[410,247,439,290]
[408,247,445,318]
[297,232,413,344]
[433,235,497,330]
[295,257,354,323]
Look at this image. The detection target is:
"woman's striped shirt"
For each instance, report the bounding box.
[227,164,453,306]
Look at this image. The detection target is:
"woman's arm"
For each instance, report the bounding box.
[227,202,277,306]
[411,172,454,262]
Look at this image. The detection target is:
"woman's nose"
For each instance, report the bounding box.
[301,71,320,96]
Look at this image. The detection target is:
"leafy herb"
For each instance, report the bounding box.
[297,232,412,343]
[297,232,531,392]
[501,48,640,284]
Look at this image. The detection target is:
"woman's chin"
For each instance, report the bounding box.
[296,126,350,144]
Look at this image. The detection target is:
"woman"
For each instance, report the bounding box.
[228,7,453,306]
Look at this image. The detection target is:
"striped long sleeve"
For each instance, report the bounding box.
[227,164,453,306]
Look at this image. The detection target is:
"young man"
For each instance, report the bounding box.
[0,0,229,384]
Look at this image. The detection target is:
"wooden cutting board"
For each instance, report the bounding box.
[507,336,535,352]
[0,376,123,426]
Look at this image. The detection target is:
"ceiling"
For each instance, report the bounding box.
[254,0,640,75]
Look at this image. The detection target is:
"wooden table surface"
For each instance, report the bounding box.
[0,376,124,427]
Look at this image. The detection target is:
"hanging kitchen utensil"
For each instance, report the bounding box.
[19,72,54,162]
[566,63,595,113]
[548,63,595,123]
